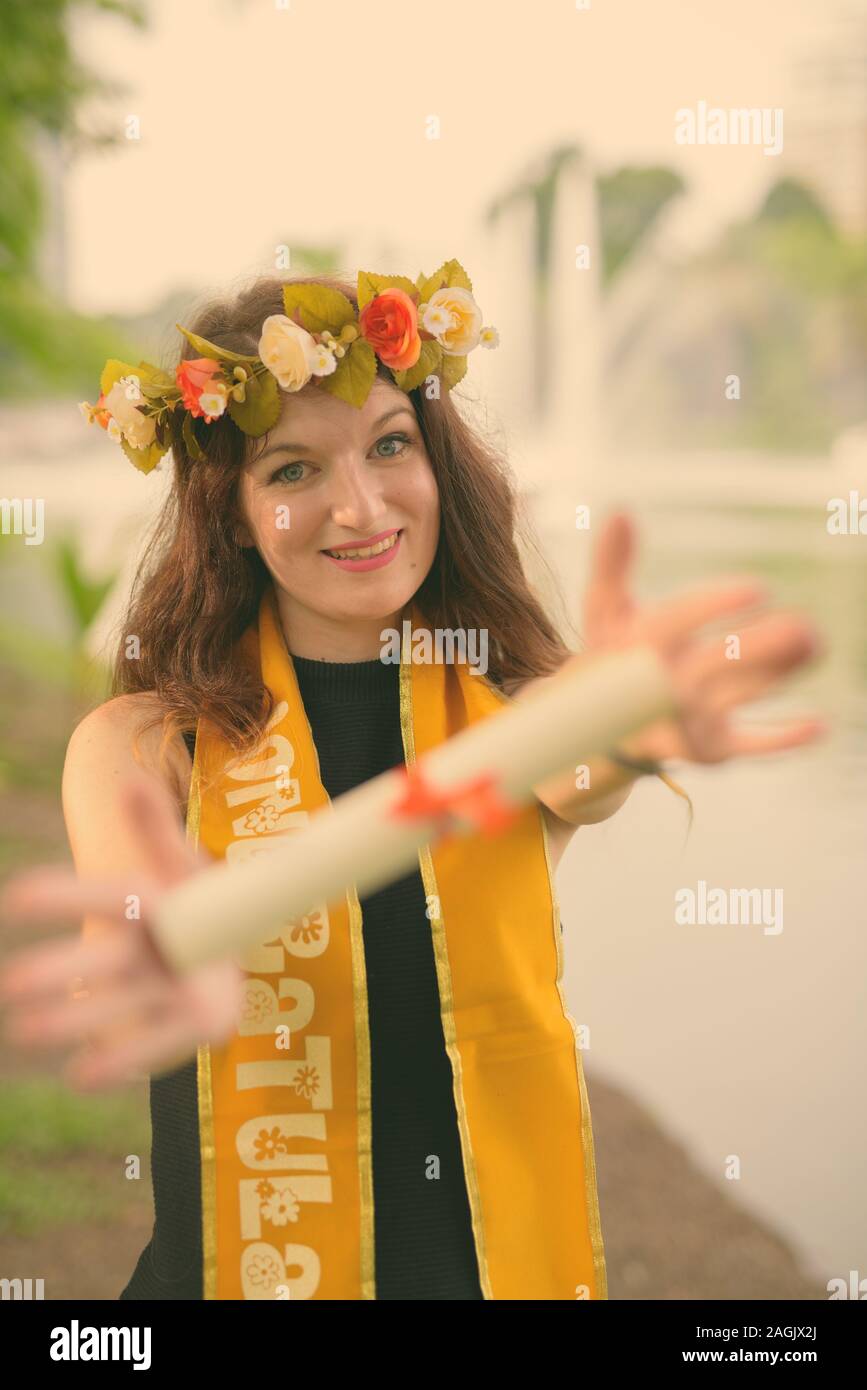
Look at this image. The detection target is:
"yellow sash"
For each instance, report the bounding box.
[187,582,607,1300]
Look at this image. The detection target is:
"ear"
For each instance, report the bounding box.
[234,519,255,548]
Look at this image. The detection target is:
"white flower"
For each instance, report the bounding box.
[420,286,483,355]
[262,1187,300,1226]
[258,314,318,392]
[309,343,337,377]
[104,381,157,450]
[107,417,122,442]
[199,387,228,419]
[119,373,142,402]
[479,325,499,348]
[79,401,94,423]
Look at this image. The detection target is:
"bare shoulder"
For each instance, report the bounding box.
[63,693,193,828]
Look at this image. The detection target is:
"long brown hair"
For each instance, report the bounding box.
[111,271,576,770]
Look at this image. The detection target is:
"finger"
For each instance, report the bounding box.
[726,719,826,757]
[119,772,199,886]
[640,579,769,654]
[0,924,143,1003]
[584,513,636,637]
[681,614,821,702]
[4,971,179,1047]
[0,865,158,931]
[64,1011,206,1091]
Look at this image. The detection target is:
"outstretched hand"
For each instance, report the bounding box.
[0,771,244,1090]
[579,512,825,764]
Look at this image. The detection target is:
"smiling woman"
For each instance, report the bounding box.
[0,266,822,1303]
[234,381,441,651]
[112,272,574,740]
[74,269,596,1303]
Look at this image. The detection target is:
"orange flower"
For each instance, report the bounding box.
[358,288,421,371]
[176,357,224,420]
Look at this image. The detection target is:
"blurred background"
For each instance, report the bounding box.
[0,0,865,1299]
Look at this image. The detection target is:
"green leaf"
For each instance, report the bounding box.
[438,351,468,391]
[99,358,139,396]
[318,339,377,409]
[136,361,175,393]
[356,271,419,311]
[392,340,442,393]
[227,369,282,437]
[176,325,259,365]
[181,411,204,461]
[416,257,473,305]
[138,383,180,404]
[281,284,356,336]
[119,435,169,475]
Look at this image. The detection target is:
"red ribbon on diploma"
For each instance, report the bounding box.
[388,763,522,839]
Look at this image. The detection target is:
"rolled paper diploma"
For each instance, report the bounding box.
[150,643,676,974]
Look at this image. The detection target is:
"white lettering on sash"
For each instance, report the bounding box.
[238,977,315,1036]
[240,1241,320,1301]
[236,1036,332,1108]
[218,709,333,1300]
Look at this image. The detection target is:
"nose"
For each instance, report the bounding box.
[328,459,388,534]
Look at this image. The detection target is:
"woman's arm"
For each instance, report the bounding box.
[506,666,640,829]
[62,694,193,942]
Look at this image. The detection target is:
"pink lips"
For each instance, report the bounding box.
[321,529,402,573]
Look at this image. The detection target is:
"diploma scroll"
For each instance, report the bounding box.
[150,644,677,974]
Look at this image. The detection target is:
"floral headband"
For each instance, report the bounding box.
[79,258,498,474]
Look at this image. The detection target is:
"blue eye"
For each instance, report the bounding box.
[375,432,412,458]
[269,432,411,485]
[272,460,308,484]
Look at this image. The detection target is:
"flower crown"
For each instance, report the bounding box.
[79,258,498,474]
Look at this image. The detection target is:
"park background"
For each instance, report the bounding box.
[0,0,865,1298]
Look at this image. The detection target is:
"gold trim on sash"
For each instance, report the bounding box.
[184,727,219,1301]
[345,884,376,1299]
[397,620,494,1301]
[538,808,609,1300]
[266,589,376,1299]
[184,586,607,1299]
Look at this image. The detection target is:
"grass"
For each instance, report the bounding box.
[0,1080,151,1236]
[0,1158,139,1236]
[0,1079,148,1157]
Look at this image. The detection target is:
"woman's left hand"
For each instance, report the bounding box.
[579,512,826,765]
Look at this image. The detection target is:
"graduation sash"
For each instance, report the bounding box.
[187,582,607,1300]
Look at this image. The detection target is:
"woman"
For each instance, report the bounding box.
[0,264,823,1301]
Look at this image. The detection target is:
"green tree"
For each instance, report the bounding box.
[0,1,147,395]
[596,165,686,284]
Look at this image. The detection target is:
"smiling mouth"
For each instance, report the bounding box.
[322,530,401,560]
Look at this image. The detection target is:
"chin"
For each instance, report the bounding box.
[325,582,416,623]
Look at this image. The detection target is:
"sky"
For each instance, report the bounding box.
[62,0,835,315]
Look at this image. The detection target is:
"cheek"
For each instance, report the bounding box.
[406,463,440,534]
[245,491,319,559]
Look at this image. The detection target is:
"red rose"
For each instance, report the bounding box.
[358,289,421,371]
[176,358,223,418]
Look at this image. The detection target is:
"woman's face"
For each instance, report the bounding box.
[236,377,440,653]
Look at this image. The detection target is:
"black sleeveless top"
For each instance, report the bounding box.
[119,654,483,1300]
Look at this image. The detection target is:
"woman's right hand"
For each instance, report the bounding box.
[0,771,245,1091]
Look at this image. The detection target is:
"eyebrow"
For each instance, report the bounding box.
[254,406,417,463]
